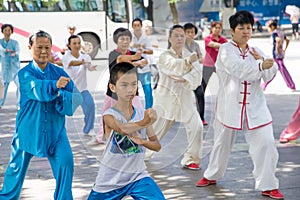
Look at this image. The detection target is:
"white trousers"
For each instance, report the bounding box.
[146,112,203,166]
[204,119,279,191]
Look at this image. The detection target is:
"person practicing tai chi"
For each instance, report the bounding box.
[0,24,20,109]
[279,98,300,143]
[130,18,154,109]
[0,30,83,200]
[145,25,203,170]
[196,11,284,200]
[88,62,165,200]
[62,35,97,139]
[262,20,295,91]
[90,28,146,146]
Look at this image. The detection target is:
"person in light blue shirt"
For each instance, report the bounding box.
[0,30,83,200]
[0,24,20,109]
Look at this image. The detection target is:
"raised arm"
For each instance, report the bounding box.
[217,45,265,81]
[103,108,157,138]
[158,51,195,76]
[117,51,142,63]
[55,77,83,116]
[19,69,60,102]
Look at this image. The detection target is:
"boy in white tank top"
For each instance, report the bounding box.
[87,62,165,200]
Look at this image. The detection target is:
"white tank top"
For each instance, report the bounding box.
[93,107,149,193]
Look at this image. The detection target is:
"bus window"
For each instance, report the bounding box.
[3,0,23,12]
[67,0,103,11]
[0,0,130,60]
[1,0,64,12]
[90,0,103,11]
[107,0,128,23]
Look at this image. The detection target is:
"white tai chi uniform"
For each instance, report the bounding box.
[204,41,280,191]
[146,47,203,166]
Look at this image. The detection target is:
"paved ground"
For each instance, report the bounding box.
[0,37,300,199]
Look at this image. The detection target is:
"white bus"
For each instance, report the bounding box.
[0,0,133,61]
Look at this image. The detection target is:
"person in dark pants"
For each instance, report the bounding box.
[183,23,207,125]
[202,21,227,94]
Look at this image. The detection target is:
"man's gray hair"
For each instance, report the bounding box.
[29,30,52,46]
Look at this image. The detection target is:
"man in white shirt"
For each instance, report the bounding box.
[62,35,97,141]
[130,18,154,109]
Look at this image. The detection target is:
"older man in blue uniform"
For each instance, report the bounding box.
[0,30,82,200]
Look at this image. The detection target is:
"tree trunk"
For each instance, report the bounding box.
[169,2,179,25]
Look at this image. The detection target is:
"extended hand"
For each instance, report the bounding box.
[169,75,186,83]
[133,51,142,60]
[188,52,198,64]
[128,131,144,145]
[90,65,97,71]
[250,48,263,60]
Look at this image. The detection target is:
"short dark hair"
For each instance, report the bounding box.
[1,24,14,33]
[183,23,198,35]
[113,27,132,44]
[168,24,184,49]
[29,30,52,46]
[109,62,137,85]
[132,18,143,26]
[211,21,222,29]
[169,24,184,37]
[67,35,80,50]
[268,20,278,29]
[229,10,254,30]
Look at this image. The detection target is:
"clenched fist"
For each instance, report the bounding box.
[262,58,275,70]
[56,76,70,89]
[143,108,157,126]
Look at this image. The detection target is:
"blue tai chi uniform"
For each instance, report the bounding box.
[0,38,20,107]
[0,61,83,200]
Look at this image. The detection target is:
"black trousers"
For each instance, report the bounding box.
[193,66,216,120]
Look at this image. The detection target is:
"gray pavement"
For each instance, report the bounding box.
[1,37,300,199]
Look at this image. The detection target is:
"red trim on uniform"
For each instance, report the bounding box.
[230,41,238,47]
[230,41,249,60]
[222,122,243,130]
[263,74,277,88]
[247,118,272,130]
[259,62,262,71]
[116,48,131,55]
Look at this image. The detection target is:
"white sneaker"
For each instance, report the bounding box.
[87,136,101,146]
[84,129,96,137]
